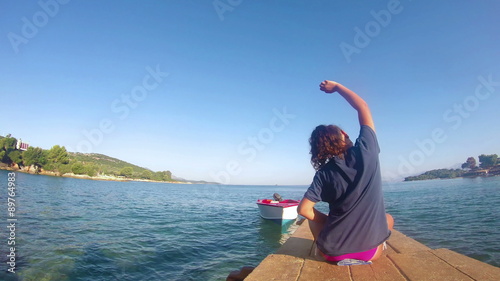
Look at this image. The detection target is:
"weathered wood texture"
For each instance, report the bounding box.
[245,220,500,281]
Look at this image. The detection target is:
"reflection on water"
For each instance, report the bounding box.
[1,171,498,281]
[257,217,302,245]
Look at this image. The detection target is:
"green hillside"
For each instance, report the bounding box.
[67,152,173,181]
[1,135,218,183]
[70,152,151,176]
[0,135,173,181]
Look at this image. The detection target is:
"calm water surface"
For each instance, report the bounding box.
[383,176,500,266]
[0,170,498,280]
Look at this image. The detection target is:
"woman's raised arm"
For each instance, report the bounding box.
[319,80,375,132]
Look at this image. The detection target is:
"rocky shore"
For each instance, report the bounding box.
[0,163,191,184]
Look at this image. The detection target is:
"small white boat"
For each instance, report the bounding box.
[256,198,300,221]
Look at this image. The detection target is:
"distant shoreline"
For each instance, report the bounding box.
[0,165,195,184]
[404,166,500,182]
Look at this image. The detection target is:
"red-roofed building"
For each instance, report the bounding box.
[16,139,30,151]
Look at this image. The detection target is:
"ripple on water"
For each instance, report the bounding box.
[1,172,498,280]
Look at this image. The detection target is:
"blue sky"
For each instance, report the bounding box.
[1,0,499,185]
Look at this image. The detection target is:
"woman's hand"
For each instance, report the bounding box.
[319,80,339,93]
[320,80,375,131]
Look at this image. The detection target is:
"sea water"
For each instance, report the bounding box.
[0,170,498,281]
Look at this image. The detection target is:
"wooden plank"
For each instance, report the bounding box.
[245,254,303,281]
[276,236,314,259]
[351,256,407,281]
[293,219,314,240]
[388,251,474,281]
[387,230,431,254]
[276,220,315,258]
[298,259,350,281]
[247,223,497,281]
[383,243,398,256]
[432,248,500,281]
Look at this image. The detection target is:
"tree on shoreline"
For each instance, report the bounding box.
[44,145,70,173]
[22,147,47,173]
[141,170,153,179]
[0,136,18,165]
[479,154,498,169]
[461,157,477,170]
[47,145,70,165]
[71,162,86,175]
[119,167,134,178]
[0,136,17,151]
[153,170,172,181]
[8,151,22,169]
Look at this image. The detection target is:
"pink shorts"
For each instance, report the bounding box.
[322,246,378,262]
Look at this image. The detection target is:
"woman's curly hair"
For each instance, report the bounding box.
[309,125,353,170]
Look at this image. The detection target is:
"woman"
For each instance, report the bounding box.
[298,80,394,262]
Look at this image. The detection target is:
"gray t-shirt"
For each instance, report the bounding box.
[304,125,390,256]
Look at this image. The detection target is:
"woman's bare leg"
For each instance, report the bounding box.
[308,219,325,241]
[386,213,394,231]
[307,219,327,260]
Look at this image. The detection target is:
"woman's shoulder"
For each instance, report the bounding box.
[358,125,377,138]
[355,125,380,153]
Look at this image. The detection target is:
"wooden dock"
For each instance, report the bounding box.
[244,220,499,281]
